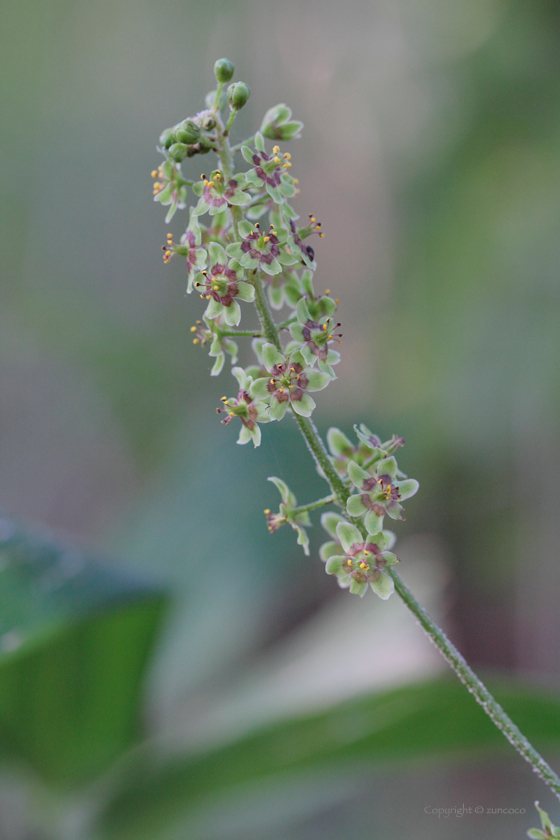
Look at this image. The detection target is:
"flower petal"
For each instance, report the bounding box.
[269,395,289,420]
[262,343,285,371]
[291,392,315,416]
[261,258,282,276]
[397,478,419,500]
[369,571,394,600]
[325,555,347,576]
[208,242,227,265]
[236,282,255,302]
[268,476,295,507]
[321,511,347,540]
[346,494,370,517]
[249,377,272,400]
[210,353,225,376]
[237,425,252,445]
[377,456,397,480]
[348,460,372,488]
[336,521,362,554]
[364,507,384,534]
[305,371,330,392]
[223,299,241,326]
[349,579,368,597]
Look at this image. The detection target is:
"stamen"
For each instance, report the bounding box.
[190,326,197,332]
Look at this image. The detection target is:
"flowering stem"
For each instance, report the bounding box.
[246,226,560,801]
[292,494,335,514]
[390,569,560,798]
[223,110,236,137]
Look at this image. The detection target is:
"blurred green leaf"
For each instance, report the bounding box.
[0,517,168,786]
[98,676,560,840]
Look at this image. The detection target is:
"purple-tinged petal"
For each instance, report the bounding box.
[346,494,370,517]
[364,507,384,534]
[262,343,285,371]
[336,522,362,554]
[369,571,394,600]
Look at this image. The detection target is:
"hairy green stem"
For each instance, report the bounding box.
[211,123,560,799]
[275,315,297,331]
[292,494,335,514]
[220,328,263,337]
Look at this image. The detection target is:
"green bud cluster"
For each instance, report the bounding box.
[151,59,419,600]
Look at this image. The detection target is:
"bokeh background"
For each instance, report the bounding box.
[1,0,560,837]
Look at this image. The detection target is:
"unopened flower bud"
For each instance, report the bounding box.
[227,81,250,111]
[214,58,234,83]
[159,128,175,149]
[175,120,200,144]
[168,143,188,162]
[203,115,217,131]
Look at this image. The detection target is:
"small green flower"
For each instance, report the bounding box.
[217,367,270,447]
[346,457,419,533]
[193,243,254,327]
[249,343,330,420]
[264,477,311,555]
[528,803,560,839]
[226,220,299,276]
[325,521,399,598]
[161,211,207,291]
[241,133,297,204]
[192,169,251,216]
[191,316,239,376]
[288,297,342,378]
[152,161,187,223]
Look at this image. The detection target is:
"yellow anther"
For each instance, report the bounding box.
[335,298,339,304]
[213,285,219,290]
[206,294,212,299]
[322,324,327,330]
[328,335,333,339]
[193,338,199,344]
[270,378,275,384]
[272,145,280,154]
[325,289,330,295]
[151,170,158,178]
[153,182,161,190]
[190,326,197,332]
[284,152,291,160]
[263,236,270,242]
[320,233,324,238]
[282,162,291,168]
[200,293,205,298]
[273,156,280,163]
[363,550,369,555]
[347,559,352,566]
[215,171,221,179]
[208,180,214,188]
[279,387,285,392]
[229,412,235,417]
[293,178,299,184]
[285,246,292,254]
[310,215,316,222]
[220,396,227,401]
[200,174,206,179]
[264,509,270,514]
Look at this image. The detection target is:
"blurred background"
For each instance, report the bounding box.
[1,0,560,837]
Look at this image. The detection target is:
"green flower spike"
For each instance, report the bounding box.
[151,161,187,223]
[528,803,560,839]
[193,243,254,327]
[265,477,311,555]
[217,367,270,447]
[325,521,399,598]
[249,343,330,420]
[346,457,419,534]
